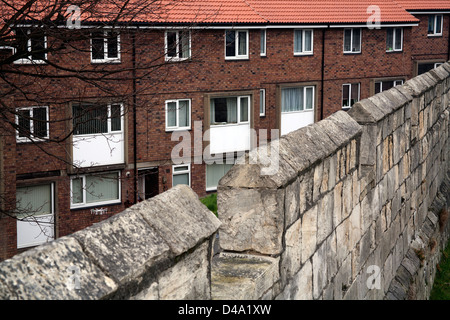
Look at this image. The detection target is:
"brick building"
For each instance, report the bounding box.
[0,0,449,261]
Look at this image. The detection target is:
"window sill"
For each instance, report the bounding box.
[70,200,122,211]
[343,51,361,55]
[13,59,47,65]
[165,127,191,132]
[91,59,121,64]
[427,34,443,38]
[225,56,249,61]
[16,137,48,144]
[165,57,191,62]
[294,52,313,56]
[281,109,314,114]
[210,122,250,128]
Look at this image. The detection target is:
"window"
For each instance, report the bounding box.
[281,86,314,113]
[165,30,191,61]
[428,15,443,36]
[16,183,54,248]
[14,29,47,63]
[260,30,266,56]
[225,30,248,59]
[165,99,191,131]
[91,31,120,63]
[343,28,361,53]
[16,106,49,142]
[417,62,445,75]
[374,80,403,94]
[260,89,266,117]
[210,96,250,125]
[342,83,360,109]
[137,168,159,201]
[172,164,190,187]
[386,28,403,52]
[72,103,123,135]
[294,29,313,55]
[70,171,121,208]
[206,163,234,191]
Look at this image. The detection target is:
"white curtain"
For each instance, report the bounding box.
[167,102,177,127]
[206,164,234,189]
[282,87,303,112]
[227,97,237,123]
[305,87,313,110]
[86,172,119,203]
[16,184,52,218]
[294,30,302,53]
[304,30,312,52]
[238,31,247,56]
[178,100,189,127]
[240,97,249,122]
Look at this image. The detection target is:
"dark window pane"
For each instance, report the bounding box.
[352,29,361,52]
[110,104,121,131]
[73,104,108,135]
[436,15,442,34]
[418,63,434,75]
[344,29,352,52]
[30,32,46,60]
[33,107,47,138]
[15,29,29,58]
[428,15,435,34]
[225,30,236,57]
[394,28,402,50]
[386,28,393,50]
[212,98,228,123]
[18,109,31,138]
[375,82,382,94]
[167,31,177,58]
[91,33,104,60]
[107,32,118,58]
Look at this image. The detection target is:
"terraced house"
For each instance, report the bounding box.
[0,0,449,261]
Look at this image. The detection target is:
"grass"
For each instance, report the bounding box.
[200,193,217,216]
[430,239,450,300]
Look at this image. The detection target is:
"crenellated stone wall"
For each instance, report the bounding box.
[214,63,450,300]
[0,64,449,300]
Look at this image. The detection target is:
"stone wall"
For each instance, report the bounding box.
[0,185,221,299]
[214,63,450,300]
[0,64,449,300]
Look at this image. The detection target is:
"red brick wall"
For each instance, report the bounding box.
[1,19,449,260]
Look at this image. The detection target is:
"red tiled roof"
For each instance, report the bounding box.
[1,0,423,26]
[394,0,450,11]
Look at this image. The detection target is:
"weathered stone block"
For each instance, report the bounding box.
[211,253,280,300]
[0,237,117,300]
[219,187,285,255]
[301,205,318,263]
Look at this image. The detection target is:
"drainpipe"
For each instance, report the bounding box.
[320,27,327,120]
[132,29,138,204]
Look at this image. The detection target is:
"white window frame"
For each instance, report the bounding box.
[15,106,49,143]
[343,28,361,54]
[225,30,249,60]
[90,31,121,63]
[281,86,315,113]
[165,99,191,131]
[260,89,266,117]
[205,162,235,192]
[13,29,47,64]
[294,29,314,55]
[70,171,121,209]
[172,164,191,188]
[428,15,443,36]
[386,28,403,52]
[435,62,444,68]
[375,79,404,94]
[16,182,55,249]
[210,95,251,126]
[72,103,124,136]
[164,30,191,61]
[260,29,266,56]
[342,83,360,109]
